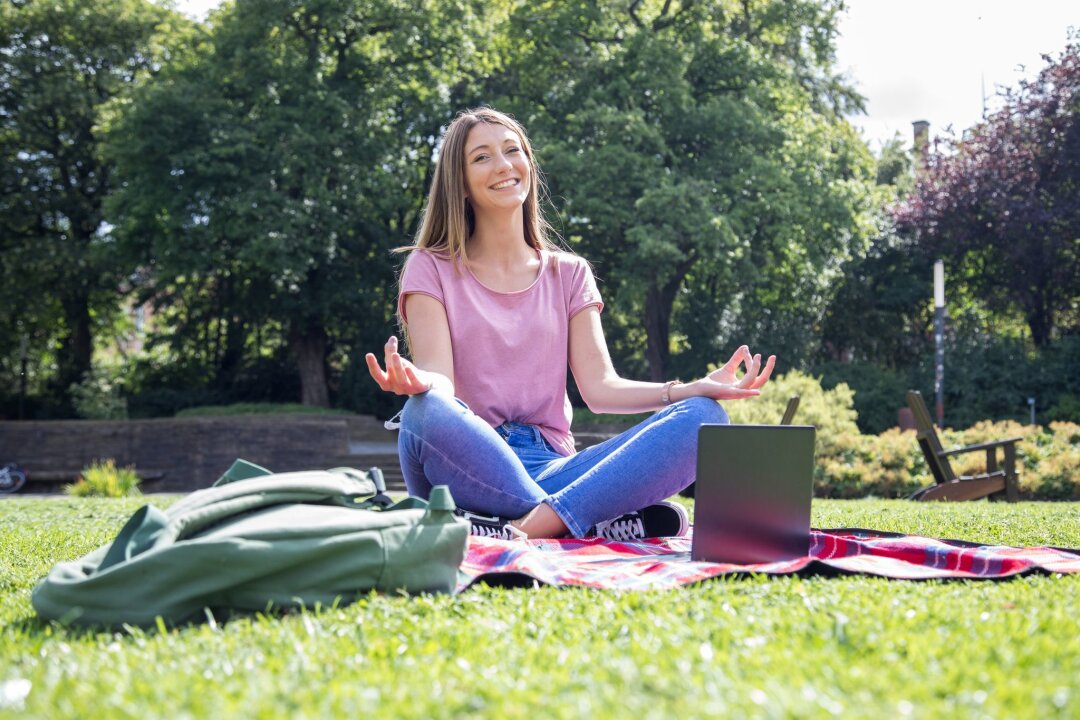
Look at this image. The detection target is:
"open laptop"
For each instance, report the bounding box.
[691,424,816,564]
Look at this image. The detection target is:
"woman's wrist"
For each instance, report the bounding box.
[667,379,702,404]
[660,379,681,405]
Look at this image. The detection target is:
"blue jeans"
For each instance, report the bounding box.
[397,391,729,537]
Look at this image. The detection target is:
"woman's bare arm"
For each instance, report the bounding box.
[568,307,774,414]
[365,293,455,396]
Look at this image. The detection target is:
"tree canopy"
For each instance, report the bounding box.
[0,0,184,412]
[107,0,489,406]
[894,41,1080,347]
[4,0,1077,427]
[484,0,875,380]
[103,0,877,404]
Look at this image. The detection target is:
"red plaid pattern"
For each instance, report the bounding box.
[457,528,1080,592]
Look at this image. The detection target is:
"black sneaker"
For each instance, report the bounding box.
[593,501,689,541]
[455,509,526,540]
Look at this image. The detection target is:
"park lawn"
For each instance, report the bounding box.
[1,497,1079,719]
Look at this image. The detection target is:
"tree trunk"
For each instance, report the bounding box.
[213,276,247,390]
[58,294,93,393]
[1026,301,1052,348]
[291,324,330,407]
[214,316,248,391]
[643,278,682,382]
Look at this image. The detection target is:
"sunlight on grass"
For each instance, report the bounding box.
[1,497,1078,718]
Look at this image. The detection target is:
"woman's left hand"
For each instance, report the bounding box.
[690,345,776,400]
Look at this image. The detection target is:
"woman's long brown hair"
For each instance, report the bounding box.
[402,108,561,261]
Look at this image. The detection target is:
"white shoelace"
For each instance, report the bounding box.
[468,520,528,541]
[596,515,645,541]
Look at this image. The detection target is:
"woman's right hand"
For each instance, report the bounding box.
[365,336,433,396]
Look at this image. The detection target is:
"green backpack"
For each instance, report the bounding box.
[32,460,469,627]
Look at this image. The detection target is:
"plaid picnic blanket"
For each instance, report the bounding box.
[457,528,1080,592]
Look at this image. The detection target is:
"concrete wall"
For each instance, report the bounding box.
[0,415,360,492]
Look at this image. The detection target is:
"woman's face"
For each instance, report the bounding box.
[462,122,531,214]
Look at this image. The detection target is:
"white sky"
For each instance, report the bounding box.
[174,0,1077,152]
[837,0,1077,150]
[173,0,219,20]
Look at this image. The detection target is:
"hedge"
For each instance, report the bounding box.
[817,421,1080,500]
[579,370,1080,500]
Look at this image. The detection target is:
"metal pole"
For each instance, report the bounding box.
[934,260,945,428]
[18,332,28,421]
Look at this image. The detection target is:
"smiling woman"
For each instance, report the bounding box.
[463,123,532,214]
[364,108,777,541]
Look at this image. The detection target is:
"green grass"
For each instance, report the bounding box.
[2,498,1079,718]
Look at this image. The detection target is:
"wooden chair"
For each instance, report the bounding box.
[679,395,801,498]
[905,390,1020,502]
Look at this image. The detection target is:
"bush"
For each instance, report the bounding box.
[816,429,927,498]
[65,459,142,498]
[572,369,1079,500]
[126,386,226,419]
[1046,395,1080,424]
[815,360,909,434]
[814,420,1080,500]
[124,352,304,419]
[724,369,860,457]
[572,370,861,439]
[815,334,1080,433]
[69,367,128,420]
[175,403,354,418]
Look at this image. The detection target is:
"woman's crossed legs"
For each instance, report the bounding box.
[397,391,728,537]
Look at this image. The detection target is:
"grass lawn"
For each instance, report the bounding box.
[2,497,1079,718]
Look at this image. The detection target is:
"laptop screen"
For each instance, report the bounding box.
[692,424,816,564]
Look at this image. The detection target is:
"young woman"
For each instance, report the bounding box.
[366,108,775,540]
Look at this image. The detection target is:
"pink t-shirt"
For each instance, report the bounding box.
[398,248,603,456]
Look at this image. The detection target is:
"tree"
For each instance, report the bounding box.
[894,41,1080,347]
[874,133,915,193]
[0,0,183,413]
[482,0,875,380]
[108,0,488,406]
[818,136,931,370]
